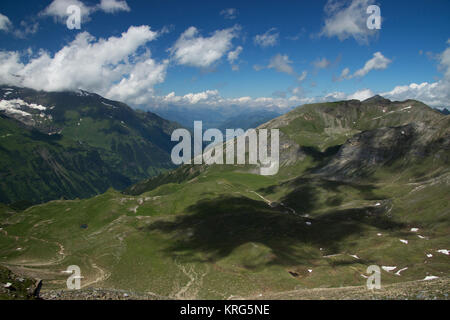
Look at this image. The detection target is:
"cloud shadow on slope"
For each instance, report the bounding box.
[144,182,404,266]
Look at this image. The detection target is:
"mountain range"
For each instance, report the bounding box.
[0,86,179,205]
[0,90,449,300]
[437,108,450,115]
[147,104,286,131]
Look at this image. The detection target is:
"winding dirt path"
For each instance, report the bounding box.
[6,237,66,267]
[251,191,303,217]
[251,191,273,205]
[81,261,110,289]
[172,262,207,300]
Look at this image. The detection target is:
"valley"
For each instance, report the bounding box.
[0,95,448,299]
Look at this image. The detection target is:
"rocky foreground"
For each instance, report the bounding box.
[39,277,450,300]
[2,263,449,300]
[252,277,450,300]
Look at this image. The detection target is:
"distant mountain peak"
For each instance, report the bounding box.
[436,107,450,115]
[363,95,391,104]
[0,86,180,204]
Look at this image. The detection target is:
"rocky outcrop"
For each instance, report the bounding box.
[0,265,42,300]
[316,118,450,181]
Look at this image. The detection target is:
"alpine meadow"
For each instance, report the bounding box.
[0,0,449,306]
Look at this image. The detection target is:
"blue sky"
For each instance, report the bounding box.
[0,0,449,109]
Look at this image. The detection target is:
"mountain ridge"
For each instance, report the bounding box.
[1,95,449,299]
[0,86,181,204]
[126,96,447,195]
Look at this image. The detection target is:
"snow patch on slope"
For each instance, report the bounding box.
[0,98,48,120]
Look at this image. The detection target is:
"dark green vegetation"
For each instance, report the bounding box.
[0,96,448,299]
[0,86,179,204]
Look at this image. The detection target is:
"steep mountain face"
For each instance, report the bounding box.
[128,96,447,194]
[0,86,180,204]
[259,97,444,168]
[0,114,130,204]
[316,117,450,181]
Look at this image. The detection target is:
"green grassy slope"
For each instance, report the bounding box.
[0,86,180,204]
[0,115,131,204]
[126,97,445,194]
[0,97,448,299]
[264,98,442,150]
[0,166,448,299]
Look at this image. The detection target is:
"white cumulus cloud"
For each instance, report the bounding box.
[162,90,220,105]
[227,46,243,63]
[98,0,130,13]
[320,0,379,44]
[313,57,331,69]
[227,46,243,71]
[298,70,308,82]
[157,89,315,110]
[106,57,168,105]
[41,0,130,23]
[268,54,294,75]
[0,25,166,105]
[0,13,38,38]
[13,20,40,39]
[254,28,279,48]
[382,81,448,107]
[41,0,94,22]
[347,88,374,100]
[170,26,240,68]
[0,13,12,32]
[338,52,391,80]
[334,43,450,107]
[220,8,237,20]
[353,52,391,77]
[257,54,307,82]
[336,67,350,81]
